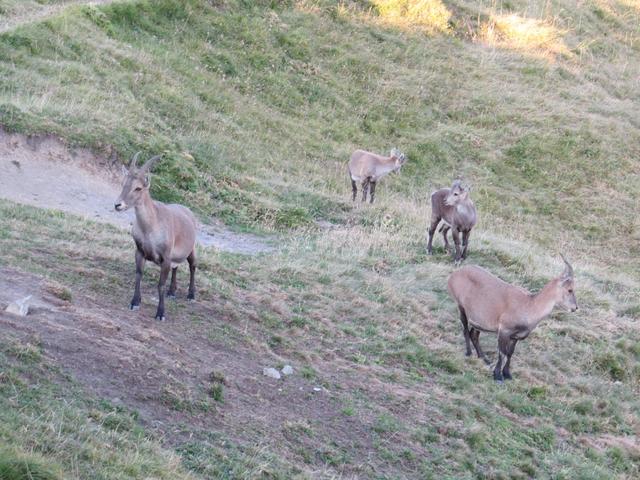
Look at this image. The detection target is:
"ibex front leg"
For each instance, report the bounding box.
[155,259,171,321]
[187,250,196,300]
[167,267,178,298]
[451,229,462,263]
[461,230,471,259]
[131,249,145,310]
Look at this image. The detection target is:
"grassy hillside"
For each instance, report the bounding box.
[1,0,639,478]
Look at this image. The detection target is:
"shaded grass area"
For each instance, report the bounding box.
[1,200,639,478]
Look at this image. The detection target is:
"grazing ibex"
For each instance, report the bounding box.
[427,180,477,262]
[115,152,197,321]
[447,255,577,381]
[348,148,406,203]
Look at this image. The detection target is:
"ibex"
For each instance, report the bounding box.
[447,255,577,381]
[115,152,197,321]
[427,180,477,262]
[348,148,406,203]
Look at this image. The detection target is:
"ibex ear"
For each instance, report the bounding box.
[121,164,129,177]
[143,174,151,188]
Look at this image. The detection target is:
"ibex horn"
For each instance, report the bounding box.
[141,154,163,172]
[560,253,573,278]
[129,151,142,169]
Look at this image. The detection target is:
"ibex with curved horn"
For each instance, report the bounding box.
[115,152,197,321]
[447,255,577,381]
[348,148,406,203]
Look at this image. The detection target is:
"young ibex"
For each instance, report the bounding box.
[115,152,197,321]
[447,255,577,381]
[348,148,406,203]
[427,180,477,263]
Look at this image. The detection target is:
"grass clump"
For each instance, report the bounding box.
[0,451,61,480]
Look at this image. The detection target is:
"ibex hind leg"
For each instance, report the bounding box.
[426,218,440,255]
[351,179,357,202]
[187,250,197,301]
[470,328,490,365]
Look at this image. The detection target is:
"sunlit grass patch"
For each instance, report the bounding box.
[369,0,452,33]
[479,13,570,59]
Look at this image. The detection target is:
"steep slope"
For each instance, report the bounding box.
[0,0,639,478]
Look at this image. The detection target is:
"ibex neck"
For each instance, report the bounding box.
[134,194,159,233]
[527,280,559,328]
[377,157,398,174]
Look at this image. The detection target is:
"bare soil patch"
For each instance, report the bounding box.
[0,128,273,255]
[0,266,433,477]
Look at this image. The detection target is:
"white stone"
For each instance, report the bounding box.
[281,365,294,376]
[5,295,31,317]
[263,367,281,380]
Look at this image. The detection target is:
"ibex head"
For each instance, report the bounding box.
[557,254,577,312]
[445,179,471,206]
[390,148,407,170]
[114,152,163,211]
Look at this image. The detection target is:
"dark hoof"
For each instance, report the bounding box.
[493,372,504,382]
[166,292,176,299]
[187,293,195,301]
[483,358,492,366]
[155,315,165,321]
[465,351,472,357]
[503,372,513,380]
[130,304,140,311]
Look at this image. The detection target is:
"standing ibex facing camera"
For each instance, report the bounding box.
[115,151,197,321]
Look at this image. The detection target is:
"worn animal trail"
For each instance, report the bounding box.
[0,128,273,255]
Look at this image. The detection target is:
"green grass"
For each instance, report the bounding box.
[0,335,193,480]
[0,0,640,478]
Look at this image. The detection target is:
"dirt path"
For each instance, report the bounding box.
[0,0,115,34]
[0,128,273,255]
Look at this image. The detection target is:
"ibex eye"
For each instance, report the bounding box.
[135,187,142,191]
[568,289,573,293]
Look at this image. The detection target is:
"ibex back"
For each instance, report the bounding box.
[115,152,197,321]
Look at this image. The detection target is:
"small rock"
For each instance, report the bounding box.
[263,367,281,380]
[313,387,322,392]
[5,295,32,317]
[281,365,294,376]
